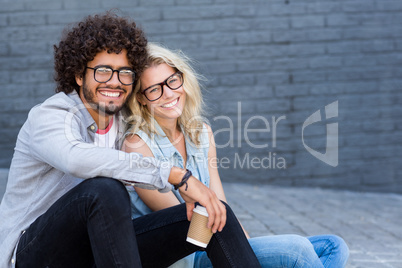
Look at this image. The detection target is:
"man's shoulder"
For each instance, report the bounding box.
[43,91,81,108]
[30,92,82,114]
[25,91,92,129]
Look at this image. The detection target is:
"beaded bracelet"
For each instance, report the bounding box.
[174,169,192,191]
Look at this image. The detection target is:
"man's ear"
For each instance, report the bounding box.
[75,74,83,87]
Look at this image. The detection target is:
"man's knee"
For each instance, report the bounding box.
[81,176,125,191]
[218,201,242,231]
[79,177,130,206]
[220,201,233,216]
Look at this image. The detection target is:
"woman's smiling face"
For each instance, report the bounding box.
[138,63,186,124]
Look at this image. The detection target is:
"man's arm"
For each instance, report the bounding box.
[122,134,182,210]
[28,99,171,190]
[123,133,226,233]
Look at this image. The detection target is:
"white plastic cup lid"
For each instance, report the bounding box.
[193,205,208,217]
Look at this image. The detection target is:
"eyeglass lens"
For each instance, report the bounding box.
[144,72,183,101]
[94,67,134,85]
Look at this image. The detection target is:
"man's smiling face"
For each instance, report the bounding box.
[76,49,133,118]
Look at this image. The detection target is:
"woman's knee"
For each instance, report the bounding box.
[248,235,321,267]
[287,235,316,254]
[331,235,349,256]
[324,235,350,266]
[279,235,320,267]
[339,236,350,263]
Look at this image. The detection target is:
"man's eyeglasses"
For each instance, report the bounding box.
[86,66,135,85]
[141,71,184,102]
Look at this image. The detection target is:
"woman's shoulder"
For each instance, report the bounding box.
[122,132,154,157]
[203,122,212,134]
[202,122,214,140]
[124,133,146,145]
[193,123,211,151]
[124,126,151,145]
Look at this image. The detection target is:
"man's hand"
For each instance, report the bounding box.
[168,166,226,233]
[179,176,226,234]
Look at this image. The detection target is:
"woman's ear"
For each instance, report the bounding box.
[75,74,83,87]
[136,94,147,106]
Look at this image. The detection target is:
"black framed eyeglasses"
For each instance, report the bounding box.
[141,71,184,101]
[86,66,135,85]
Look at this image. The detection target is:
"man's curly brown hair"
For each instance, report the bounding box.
[54,11,147,94]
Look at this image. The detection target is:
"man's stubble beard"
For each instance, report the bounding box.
[81,80,131,116]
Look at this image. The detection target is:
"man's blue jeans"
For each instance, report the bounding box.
[16,178,260,268]
[194,234,349,267]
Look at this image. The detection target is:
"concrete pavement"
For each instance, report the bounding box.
[224,183,402,268]
[1,169,401,268]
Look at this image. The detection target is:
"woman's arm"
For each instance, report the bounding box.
[122,134,181,211]
[205,124,227,202]
[206,124,250,238]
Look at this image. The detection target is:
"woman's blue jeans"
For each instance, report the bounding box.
[194,234,349,268]
[16,178,260,268]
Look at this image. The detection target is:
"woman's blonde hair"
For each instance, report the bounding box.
[126,42,206,146]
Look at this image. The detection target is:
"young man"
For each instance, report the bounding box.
[0,12,260,267]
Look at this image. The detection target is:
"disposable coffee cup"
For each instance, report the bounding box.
[186,205,213,248]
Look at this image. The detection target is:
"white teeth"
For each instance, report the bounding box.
[100,91,120,98]
[162,98,178,108]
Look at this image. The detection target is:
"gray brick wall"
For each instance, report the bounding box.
[1,0,401,193]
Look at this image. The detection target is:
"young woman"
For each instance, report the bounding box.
[122,43,349,268]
